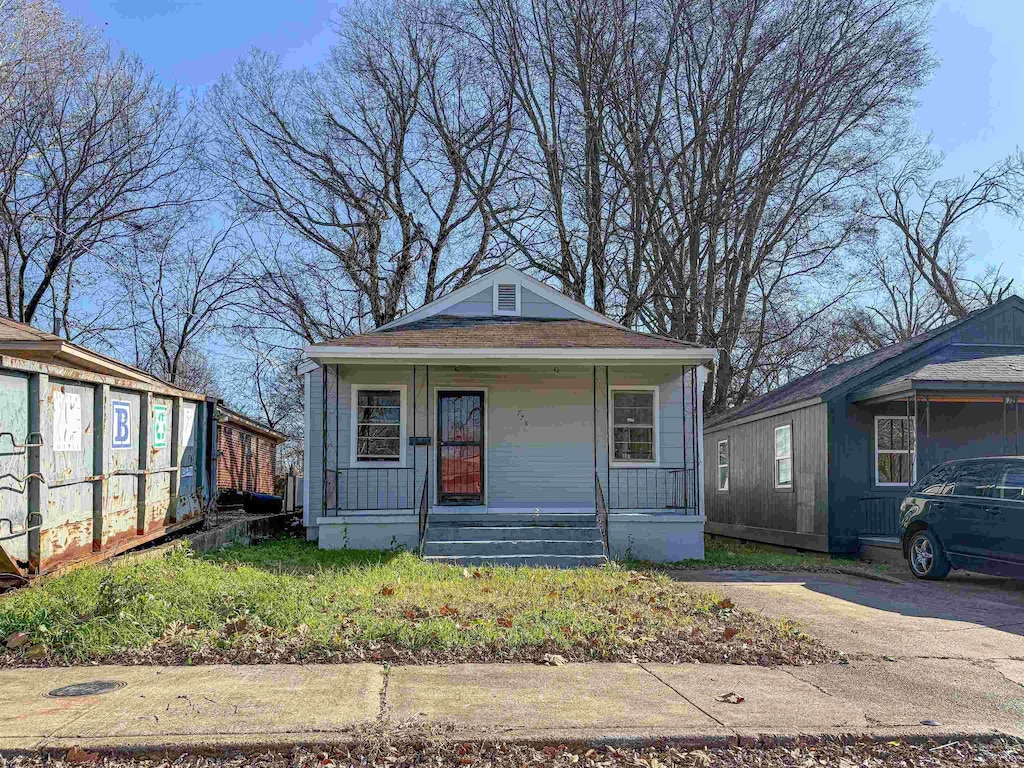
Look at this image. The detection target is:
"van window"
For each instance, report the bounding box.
[994,462,1024,501]
[951,462,999,498]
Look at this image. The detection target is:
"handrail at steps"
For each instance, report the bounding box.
[595,472,610,558]
[417,473,429,556]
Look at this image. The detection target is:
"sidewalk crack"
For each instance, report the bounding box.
[377,664,392,726]
[637,663,732,732]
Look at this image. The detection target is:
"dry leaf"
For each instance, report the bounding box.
[380,586,395,596]
[717,598,735,610]
[715,691,744,704]
[723,626,739,640]
[66,746,100,764]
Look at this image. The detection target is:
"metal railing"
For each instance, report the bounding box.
[327,467,417,513]
[608,467,694,510]
[595,472,609,557]
[417,473,430,556]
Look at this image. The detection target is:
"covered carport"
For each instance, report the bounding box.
[848,343,1024,546]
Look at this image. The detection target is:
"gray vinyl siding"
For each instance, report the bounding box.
[306,367,324,521]
[308,364,700,515]
[442,284,585,319]
[444,288,493,316]
[520,287,580,318]
[704,403,829,551]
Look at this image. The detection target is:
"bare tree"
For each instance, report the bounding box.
[115,219,245,390]
[207,1,515,335]
[871,142,1022,320]
[0,0,200,329]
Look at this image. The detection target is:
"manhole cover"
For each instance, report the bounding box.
[45,680,126,698]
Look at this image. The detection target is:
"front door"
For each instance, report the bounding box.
[437,391,484,505]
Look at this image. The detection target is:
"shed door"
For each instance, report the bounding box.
[437,392,484,505]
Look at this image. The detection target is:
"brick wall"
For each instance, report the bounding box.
[217,423,277,495]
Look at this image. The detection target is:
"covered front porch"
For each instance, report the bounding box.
[307,360,705,562]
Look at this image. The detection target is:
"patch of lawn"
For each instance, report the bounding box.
[0,538,833,667]
[639,535,893,576]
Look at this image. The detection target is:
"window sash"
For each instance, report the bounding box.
[717,440,729,491]
[353,387,404,463]
[774,426,792,488]
[875,416,915,485]
[611,390,656,462]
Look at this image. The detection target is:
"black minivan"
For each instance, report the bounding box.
[900,457,1024,580]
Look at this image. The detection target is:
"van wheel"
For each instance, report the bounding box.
[907,529,950,580]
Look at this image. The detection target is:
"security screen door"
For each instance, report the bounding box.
[437,392,484,504]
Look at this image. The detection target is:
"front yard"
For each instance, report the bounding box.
[0,538,833,667]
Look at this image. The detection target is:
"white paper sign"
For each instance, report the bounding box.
[181,465,194,478]
[53,391,82,452]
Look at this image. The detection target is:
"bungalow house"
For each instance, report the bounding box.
[703,296,1024,556]
[300,266,716,565]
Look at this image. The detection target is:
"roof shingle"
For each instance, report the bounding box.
[311,315,703,350]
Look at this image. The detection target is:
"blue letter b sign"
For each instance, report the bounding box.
[112,400,132,449]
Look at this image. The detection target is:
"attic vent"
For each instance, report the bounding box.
[495,283,520,315]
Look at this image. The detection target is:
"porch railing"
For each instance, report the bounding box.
[608,467,694,511]
[326,467,417,513]
[417,473,429,556]
[595,472,609,557]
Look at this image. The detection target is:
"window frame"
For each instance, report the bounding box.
[349,384,408,468]
[773,423,793,490]
[492,282,521,315]
[874,415,916,487]
[608,385,659,467]
[717,438,729,492]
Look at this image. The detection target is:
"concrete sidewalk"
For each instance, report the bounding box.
[1,658,1023,754]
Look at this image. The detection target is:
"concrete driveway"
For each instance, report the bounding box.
[670,569,1024,660]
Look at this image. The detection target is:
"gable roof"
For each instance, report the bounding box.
[215,402,287,443]
[311,315,704,350]
[377,265,620,330]
[707,296,1024,428]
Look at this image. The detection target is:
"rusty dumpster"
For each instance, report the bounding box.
[0,322,213,576]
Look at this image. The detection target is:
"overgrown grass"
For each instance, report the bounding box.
[649,535,892,574]
[0,538,833,667]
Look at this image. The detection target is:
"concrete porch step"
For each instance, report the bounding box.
[422,553,608,568]
[427,525,602,542]
[423,538,605,557]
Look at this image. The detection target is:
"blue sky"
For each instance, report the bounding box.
[60,0,1024,282]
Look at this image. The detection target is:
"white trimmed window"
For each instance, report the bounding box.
[610,387,658,464]
[717,439,729,491]
[351,385,407,466]
[875,415,915,486]
[774,424,792,489]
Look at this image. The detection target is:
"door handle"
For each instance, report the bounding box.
[985,506,1003,515]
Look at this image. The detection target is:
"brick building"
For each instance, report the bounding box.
[214,404,287,496]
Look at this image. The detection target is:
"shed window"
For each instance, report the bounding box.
[611,389,657,463]
[774,425,792,489]
[875,416,915,486]
[717,439,729,491]
[356,389,402,462]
